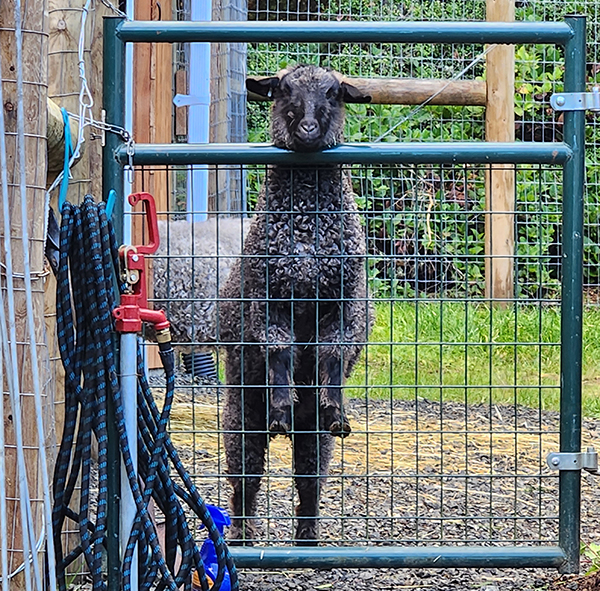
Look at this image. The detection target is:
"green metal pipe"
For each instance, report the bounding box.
[103,16,126,241]
[102,15,126,591]
[117,20,573,45]
[230,546,566,569]
[559,15,586,575]
[117,142,572,166]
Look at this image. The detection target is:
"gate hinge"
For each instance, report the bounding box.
[550,87,600,111]
[546,447,598,474]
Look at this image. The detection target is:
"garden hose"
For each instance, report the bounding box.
[52,195,238,591]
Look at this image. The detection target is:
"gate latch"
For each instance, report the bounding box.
[546,447,598,474]
[551,87,600,111]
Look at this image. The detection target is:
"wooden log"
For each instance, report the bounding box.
[247,76,487,106]
[485,0,515,303]
[46,97,80,178]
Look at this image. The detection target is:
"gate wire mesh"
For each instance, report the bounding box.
[137,159,584,550]
[241,0,600,293]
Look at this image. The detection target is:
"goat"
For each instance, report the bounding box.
[219,65,373,544]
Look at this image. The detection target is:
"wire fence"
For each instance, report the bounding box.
[241,0,599,298]
[145,6,586,552]
[139,160,571,549]
[164,0,600,301]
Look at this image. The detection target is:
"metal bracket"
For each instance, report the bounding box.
[546,447,598,474]
[100,109,106,147]
[550,87,600,111]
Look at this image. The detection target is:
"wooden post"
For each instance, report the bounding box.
[247,76,487,107]
[133,0,173,368]
[485,0,515,302]
[1,0,49,586]
[47,0,110,568]
[132,0,172,225]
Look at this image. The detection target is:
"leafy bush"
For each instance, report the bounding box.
[245,0,598,300]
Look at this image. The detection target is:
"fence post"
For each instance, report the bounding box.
[559,14,586,575]
[485,0,515,303]
[102,15,126,591]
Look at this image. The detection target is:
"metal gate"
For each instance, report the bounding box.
[102,16,586,578]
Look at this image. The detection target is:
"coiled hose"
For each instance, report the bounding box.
[52,195,238,591]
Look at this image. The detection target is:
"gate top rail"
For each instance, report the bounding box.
[116,141,573,166]
[115,19,574,45]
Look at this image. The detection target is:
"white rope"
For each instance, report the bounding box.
[0,62,34,591]
[374,44,497,142]
[45,0,130,204]
[14,0,58,588]
[0,59,9,591]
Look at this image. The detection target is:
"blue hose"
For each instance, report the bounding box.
[52,195,238,591]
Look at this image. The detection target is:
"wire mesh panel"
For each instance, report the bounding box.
[106,15,585,582]
[143,161,564,549]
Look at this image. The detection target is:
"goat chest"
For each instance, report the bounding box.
[260,167,360,300]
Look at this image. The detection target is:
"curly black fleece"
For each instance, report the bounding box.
[219,65,374,545]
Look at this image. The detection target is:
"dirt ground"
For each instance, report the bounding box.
[152,371,600,591]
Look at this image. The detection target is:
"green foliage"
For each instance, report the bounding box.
[346,302,600,417]
[581,542,600,575]
[245,0,598,300]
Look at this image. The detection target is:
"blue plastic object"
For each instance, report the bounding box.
[58,108,73,212]
[199,505,231,590]
[106,189,117,219]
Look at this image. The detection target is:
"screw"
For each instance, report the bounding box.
[130,274,137,282]
[551,456,560,467]
[555,95,566,107]
[132,254,139,262]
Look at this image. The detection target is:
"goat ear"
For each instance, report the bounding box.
[246,76,281,99]
[341,81,371,104]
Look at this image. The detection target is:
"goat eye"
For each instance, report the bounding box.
[326,85,338,100]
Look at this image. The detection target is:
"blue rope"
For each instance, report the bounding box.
[58,108,73,212]
[52,196,238,591]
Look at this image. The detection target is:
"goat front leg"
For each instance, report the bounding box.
[267,346,294,434]
[318,355,351,437]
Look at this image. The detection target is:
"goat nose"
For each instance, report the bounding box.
[299,120,318,134]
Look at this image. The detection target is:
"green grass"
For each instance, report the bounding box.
[346,301,600,418]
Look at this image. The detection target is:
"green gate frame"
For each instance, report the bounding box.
[102,15,586,582]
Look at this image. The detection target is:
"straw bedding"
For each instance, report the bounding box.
[148,372,600,590]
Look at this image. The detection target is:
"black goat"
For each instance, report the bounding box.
[219,65,373,544]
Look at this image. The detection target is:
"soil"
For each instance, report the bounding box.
[147,369,600,591]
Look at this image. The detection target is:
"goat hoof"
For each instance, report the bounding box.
[269,408,292,435]
[229,522,258,546]
[329,419,351,438]
[269,419,291,435]
[295,521,318,545]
